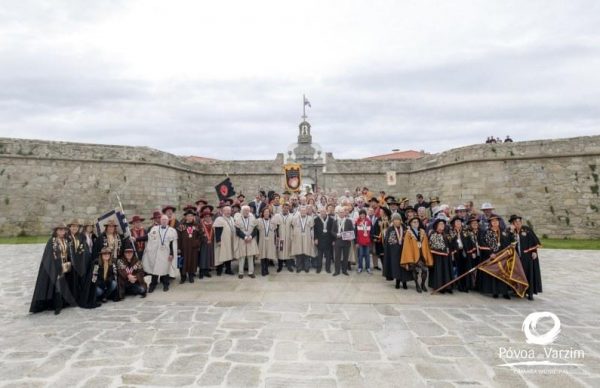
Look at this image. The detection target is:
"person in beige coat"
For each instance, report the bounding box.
[272,203,294,272]
[213,206,237,276]
[234,205,259,278]
[257,207,278,276]
[290,206,315,273]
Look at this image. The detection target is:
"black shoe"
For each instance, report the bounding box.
[238,275,243,279]
[102,297,108,303]
[446,289,452,294]
[140,292,147,298]
[54,308,61,315]
[163,283,169,292]
[503,294,511,300]
[249,274,255,279]
[225,270,234,275]
[492,294,499,299]
[148,283,156,293]
[421,283,428,292]
[287,266,293,272]
[179,276,186,284]
[528,294,534,301]
[189,276,194,283]
[277,267,282,273]
[342,271,349,276]
[402,282,408,290]
[296,268,301,273]
[416,283,422,293]
[374,266,382,271]
[317,269,322,274]
[326,269,331,273]
[305,269,310,273]
[205,272,212,278]
[395,280,400,289]
[333,272,340,277]
[198,273,204,279]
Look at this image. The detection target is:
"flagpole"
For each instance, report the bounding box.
[114,191,139,259]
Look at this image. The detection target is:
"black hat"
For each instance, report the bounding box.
[183,209,196,216]
[508,214,522,223]
[432,218,447,230]
[449,216,463,226]
[369,197,379,203]
[468,215,480,224]
[384,195,396,203]
[405,206,416,213]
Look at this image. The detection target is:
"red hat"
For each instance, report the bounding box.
[162,205,176,213]
[195,198,208,205]
[130,215,145,223]
[152,210,162,219]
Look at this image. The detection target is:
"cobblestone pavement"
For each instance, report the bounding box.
[0,245,599,387]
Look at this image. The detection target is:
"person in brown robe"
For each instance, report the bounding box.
[177,209,203,284]
[401,217,433,293]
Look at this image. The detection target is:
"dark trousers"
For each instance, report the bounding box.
[150,275,169,286]
[124,283,146,296]
[216,261,233,275]
[277,259,294,270]
[296,254,310,272]
[334,241,350,274]
[315,245,333,272]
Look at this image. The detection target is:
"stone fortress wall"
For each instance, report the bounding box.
[0,135,599,238]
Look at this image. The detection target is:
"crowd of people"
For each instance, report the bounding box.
[29,187,543,315]
[485,135,513,143]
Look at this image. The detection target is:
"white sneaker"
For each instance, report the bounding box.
[367,269,372,274]
[357,268,363,273]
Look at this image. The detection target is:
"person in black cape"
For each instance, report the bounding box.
[30,222,78,315]
[509,215,543,300]
[383,213,412,289]
[478,214,514,299]
[428,218,455,294]
[67,219,100,309]
[449,216,476,292]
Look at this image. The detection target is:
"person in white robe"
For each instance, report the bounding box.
[143,215,178,292]
[234,205,259,278]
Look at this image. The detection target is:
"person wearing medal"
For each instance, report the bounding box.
[290,206,315,273]
[177,209,202,284]
[143,214,178,292]
[331,206,354,276]
[257,206,278,276]
[234,205,259,279]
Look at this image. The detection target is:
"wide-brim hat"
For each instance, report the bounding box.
[200,205,214,214]
[195,198,208,205]
[487,213,501,222]
[162,205,177,213]
[183,209,197,216]
[430,196,440,203]
[54,222,68,230]
[404,206,416,213]
[124,247,134,252]
[480,202,494,210]
[66,218,81,227]
[432,218,447,230]
[83,220,95,227]
[100,247,112,255]
[151,210,162,219]
[450,216,463,226]
[468,215,480,224]
[508,214,522,223]
[129,215,145,223]
[183,204,196,212]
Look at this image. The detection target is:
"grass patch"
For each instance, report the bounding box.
[0,236,48,244]
[541,238,600,250]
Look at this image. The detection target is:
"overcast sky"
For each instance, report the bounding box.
[1,1,599,160]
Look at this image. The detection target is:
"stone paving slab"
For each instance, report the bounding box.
[0,244,599,387]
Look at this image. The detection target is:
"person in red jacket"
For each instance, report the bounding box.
[355,209,373,274]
